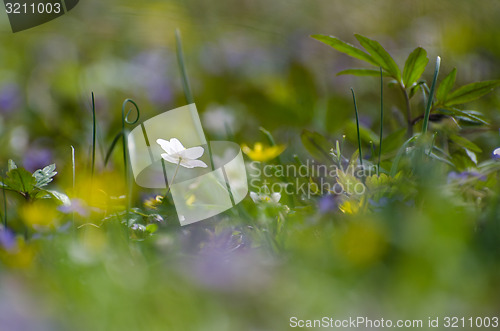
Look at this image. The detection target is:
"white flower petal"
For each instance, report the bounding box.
[161,153,180,165]
[180,146,205,159]
[181,159,208,168]
[156,139,175,154]
[169,138,185,153]
[249,192,259,203]
[271,192,281,203]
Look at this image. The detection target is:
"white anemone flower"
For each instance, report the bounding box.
[249,191,281,204]
[156,138,208,169]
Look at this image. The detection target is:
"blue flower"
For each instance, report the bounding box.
[0,228,16,251]
[492,147,500,160]
[447,171,486,184]
[23,147,53,172]
[0,84,21,114]
[318,194,340,213]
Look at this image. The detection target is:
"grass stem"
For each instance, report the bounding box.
[350,88,363,167]
[422,56,441,134]
[378,67,384,176]
[91,92,96,180]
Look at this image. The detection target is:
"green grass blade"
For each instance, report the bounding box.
[175,29,194,104]
[378,67,384,176]
[422,56,441,134]
[91,92,96,179]
[350,88,363,167]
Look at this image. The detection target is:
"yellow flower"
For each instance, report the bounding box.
[21,201,58,229]
[241,143,286,162]
[0,237,37,269]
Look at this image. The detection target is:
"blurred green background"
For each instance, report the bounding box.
[1,1,500,330]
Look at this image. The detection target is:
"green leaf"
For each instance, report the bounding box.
[354,34,402,82]
[449,134,482,153]
[146,223,158,234]
[380,129,406,155]
[444,80,500,106]
[402,47,428,88]
[436,68,457,103]
[42,189,71,206]
[301,130,333,163]
[345,121,379,145]
[311,35,379,67]
[33,164,57,188]
[3,167,36,194]
[436,108,489,126]
[409,81,429,99]
[390,134,420,177]
[336,68,391,77]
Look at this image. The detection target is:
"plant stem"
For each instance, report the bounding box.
[401,85,412,137]
[164,159,181,197]
[71,145,76,232]
[91,92,96,180]
[350,88,363,167]
[1,173,6,227]
[378,67,384,176]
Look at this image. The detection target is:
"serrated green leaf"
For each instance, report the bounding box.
[444,80,500,106]
[403,47,428,88]
[311,34,379,66]
[436,68,457,103]
[3,167,36,194]
[449,134,482,153]
[354,34,402,82]
[33,164,57,188]
[336,68,391,77]
[301,130,333,163]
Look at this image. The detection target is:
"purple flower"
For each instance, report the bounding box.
[177,229,274,293]
[0,84,21,114]
[447,171,486,184]
[23,148,53,173]
[318,194,340,213]
[0,228,16,251]
[130,223,145,231]
[57,199,89,217]
[132,51,173,105]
